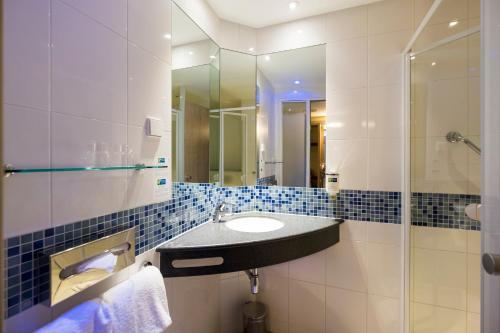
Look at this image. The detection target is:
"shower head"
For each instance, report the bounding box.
[446,131,481,155]
[446,131,464,143]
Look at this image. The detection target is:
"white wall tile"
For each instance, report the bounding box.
[413,303,467,333]
[219,276,247,333]
[366,223,401,245]
[367,295,401,333]
[412,78,468,138]
[126,126,171,208]
[128,0,172,63]
[58,0,127,36]
[326,38,367,91]
[367,85,403,139]
[367,30,411,87]
[467,312,480,333]
[261,262,289,278]
[257,274,289,333]
[468,77,480,136]
[326,139,368,190]
[218,20,240,51]
[51,113,127,224]
[289,280,326,333]
[340,220,367,241]
[366,242,401,298]
[238,24,257,54]
[289,250,326,285]
[467,231,481,254]
[3,0,50,111]
[412,226,467,252]
[128,43,171,128]
[367,0,413,35]
[367,138,402,191]
[326,240,367,292]
[413,248,467,310]
[257,15,327,54]
[3,105,51,237]
[327,88,368,140]
[326,287,367,333]
[467,254,480,314]
[411,136,469,194]
[167,275,220,333]
[326,6,367,43]
[52,0,127,124]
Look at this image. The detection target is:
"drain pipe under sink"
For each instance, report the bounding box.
[245,268,259,294]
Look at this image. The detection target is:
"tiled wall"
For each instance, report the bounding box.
[3,0,173,239]
[255,220,403,333]
[4,183,400,320]
[410,226,480,333]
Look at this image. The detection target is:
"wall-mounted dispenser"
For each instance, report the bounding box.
[325,172,340,197]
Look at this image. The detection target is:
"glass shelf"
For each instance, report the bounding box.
[4,164,168,176]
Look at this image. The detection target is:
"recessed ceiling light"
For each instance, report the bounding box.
[294,80,301,85]
[265,55,271,61]
[431,61,437,66]
[289,1,298,10]
[448,20,459,28]
[188,51,194,55]
[248,47,255,52]
[163,33,171,39]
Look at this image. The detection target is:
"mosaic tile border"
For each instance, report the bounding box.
[3,183,402,319]
[411,192,481,231]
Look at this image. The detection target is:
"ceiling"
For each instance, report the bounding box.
[172,3,210,46]
[257,45,326,100]
[205,0,381,28]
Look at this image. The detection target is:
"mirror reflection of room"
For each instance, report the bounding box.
[171,3,220,184]
[256,45,326,188]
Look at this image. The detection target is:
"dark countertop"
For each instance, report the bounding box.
[156,212,343,277]
[157,211,342,250]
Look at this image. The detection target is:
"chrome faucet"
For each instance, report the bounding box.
[213,202,233,223]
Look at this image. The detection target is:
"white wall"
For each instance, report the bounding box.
[3,0,172,329]
[3,0,172,238]
[180,0,412,193]
[258,221,402,333]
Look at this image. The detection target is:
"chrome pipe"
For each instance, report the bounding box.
[446,131,481,155]
[245,268,259,294]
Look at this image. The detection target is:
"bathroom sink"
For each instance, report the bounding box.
[224,216,284,233]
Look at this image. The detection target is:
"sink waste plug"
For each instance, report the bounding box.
[243,300,268,333]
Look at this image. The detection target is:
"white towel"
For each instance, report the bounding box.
[98,266,172,333]
[34,300,108,333]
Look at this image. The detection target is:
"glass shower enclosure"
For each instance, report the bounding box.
[405,0,481,332]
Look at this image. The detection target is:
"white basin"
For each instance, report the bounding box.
[224,217,284,233]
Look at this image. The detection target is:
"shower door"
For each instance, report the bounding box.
[409,30,481,333]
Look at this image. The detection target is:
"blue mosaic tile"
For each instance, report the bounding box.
[411,192,481,230]
[3,182,407,319]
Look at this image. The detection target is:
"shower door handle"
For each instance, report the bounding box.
[482,253,500,275]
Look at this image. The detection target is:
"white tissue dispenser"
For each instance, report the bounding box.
[49,228,136,306]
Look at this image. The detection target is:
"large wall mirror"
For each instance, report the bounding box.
[172,2,325,187]
[256,45,326,188]
[171,3,220,183]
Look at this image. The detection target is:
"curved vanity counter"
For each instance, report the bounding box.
[156,212,343,277]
